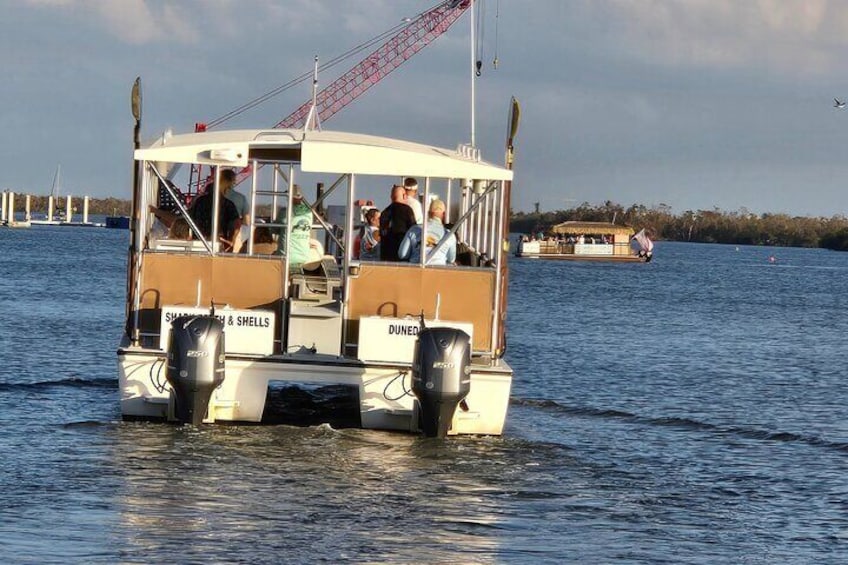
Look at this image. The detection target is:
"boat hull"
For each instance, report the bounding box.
[118,346,512,436]
[515,252,646,262]
[515,239,648,262]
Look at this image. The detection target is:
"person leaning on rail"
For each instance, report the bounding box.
[149,171,240,250]
[188,177,241,250]
[277,184,324,270]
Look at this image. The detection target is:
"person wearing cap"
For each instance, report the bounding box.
[380,184,417,261]
[277,184,319,269]
[403,177,423,224]
[398,198,456,266]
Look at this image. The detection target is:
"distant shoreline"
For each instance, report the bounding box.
[23,197,848,250]
[511,204,848,250]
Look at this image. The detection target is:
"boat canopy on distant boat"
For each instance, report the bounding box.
[516,221,652,262]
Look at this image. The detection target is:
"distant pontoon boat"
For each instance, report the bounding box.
[515,221,653,262]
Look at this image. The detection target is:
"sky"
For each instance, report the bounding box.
[3,0,848,217]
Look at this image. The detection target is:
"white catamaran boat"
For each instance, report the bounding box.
[119,86,518,436]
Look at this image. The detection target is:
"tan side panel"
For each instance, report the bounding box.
[348,264,495,351]
[139,254,284,325]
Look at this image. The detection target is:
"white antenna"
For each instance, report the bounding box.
[304,55,321,131]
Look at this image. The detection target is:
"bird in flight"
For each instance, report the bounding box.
[835,98,846,109]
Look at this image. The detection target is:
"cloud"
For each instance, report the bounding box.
[22,0,406,45]
[582,0,843,75]
[23,0,200,43]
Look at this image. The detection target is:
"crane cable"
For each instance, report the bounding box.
[475,0,485,76]
[206,1,447,129]
[493,0,500,69]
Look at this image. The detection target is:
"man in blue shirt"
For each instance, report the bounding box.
[398,199,456,265]
[221,169,248,221]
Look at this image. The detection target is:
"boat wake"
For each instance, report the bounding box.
[0,376,117,393]
[62,420,119,429]
[512,397,848,452]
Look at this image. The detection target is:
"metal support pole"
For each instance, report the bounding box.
[249,160,258,255]
[421,177,431,266]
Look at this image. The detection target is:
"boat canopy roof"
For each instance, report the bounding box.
[550,221,634,236]
[135,128,513,181]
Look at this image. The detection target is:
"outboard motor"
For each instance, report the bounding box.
[165,315,226,425]
[412,327,471,438]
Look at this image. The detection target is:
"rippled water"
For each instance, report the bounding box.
[2,227,847,563]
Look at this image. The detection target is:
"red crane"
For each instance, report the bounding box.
[191,0,471,191]
[275,0,470,129]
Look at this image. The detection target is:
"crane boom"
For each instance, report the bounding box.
[192,0,471,191]
[277,0,470,129]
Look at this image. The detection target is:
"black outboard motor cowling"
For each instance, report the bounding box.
[165,315,226,425]
[412,327,471,438]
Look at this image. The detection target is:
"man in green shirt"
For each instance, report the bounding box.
[278,185,315,269]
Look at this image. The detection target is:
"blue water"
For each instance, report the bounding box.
[1,226,847,563]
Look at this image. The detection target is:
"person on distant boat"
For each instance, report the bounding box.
[398,199,456,265]
[380,185,417,261]
[356,208,381,261]
[403,177,423,224]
